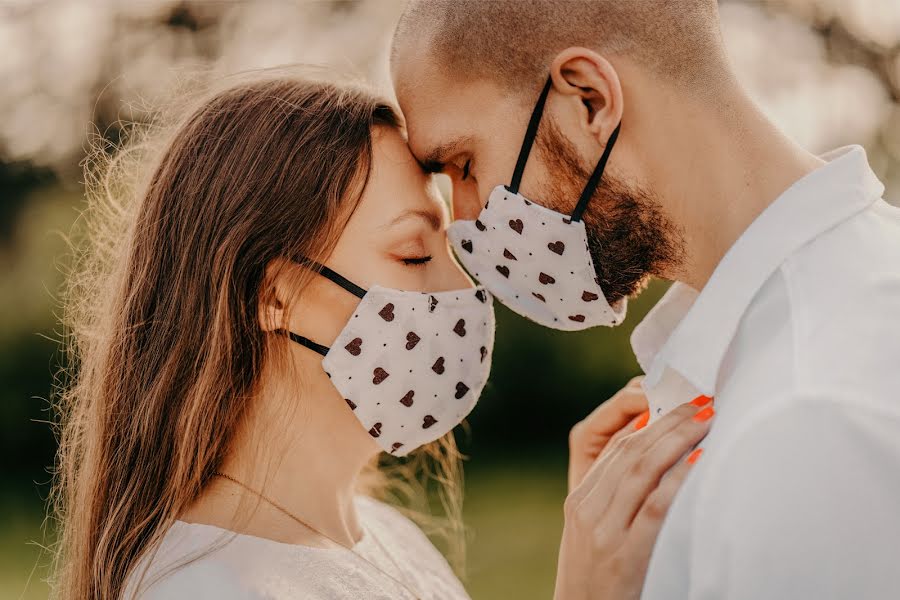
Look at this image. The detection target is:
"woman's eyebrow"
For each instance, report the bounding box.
[384,208,443,232]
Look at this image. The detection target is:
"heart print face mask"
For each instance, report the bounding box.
[447,77,627,331]
[282,263,495,456]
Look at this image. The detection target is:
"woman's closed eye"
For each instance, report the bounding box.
[401,255,433,267]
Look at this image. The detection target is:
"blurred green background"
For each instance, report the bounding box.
[1,1,899,598]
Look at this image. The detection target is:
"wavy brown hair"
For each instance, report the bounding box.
[51,73,466,600]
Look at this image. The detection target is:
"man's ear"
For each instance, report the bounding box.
[549,47,623,144]
[258,259,293,333]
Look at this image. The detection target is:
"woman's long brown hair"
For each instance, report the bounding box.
[51,74,466,600]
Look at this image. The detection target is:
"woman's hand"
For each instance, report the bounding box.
[554,397,714,600]
[568,376,648,492]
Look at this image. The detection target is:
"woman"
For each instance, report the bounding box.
[51,74,712,600]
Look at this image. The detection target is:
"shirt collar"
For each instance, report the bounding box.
[631,145,884,396]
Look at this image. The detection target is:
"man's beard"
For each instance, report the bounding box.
[537,119,683,305]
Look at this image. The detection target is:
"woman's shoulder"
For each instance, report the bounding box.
[124,498,464,600]
[353,494,415,527]
[353,495,469,598]
[123,522,263,600]
[353,495,436,549]
[126,556,262,600]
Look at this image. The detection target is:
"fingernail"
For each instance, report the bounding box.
[693,406,715,422]
[686,448,703,464]
[634,410,650,430]
[690,395,713,407]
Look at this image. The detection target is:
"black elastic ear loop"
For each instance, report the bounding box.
[278,258,368,356]
[280,330,330,357]
[314,264,367,299]
[570,122,621,223]
[507,77,553,195]
[296,258,367,299]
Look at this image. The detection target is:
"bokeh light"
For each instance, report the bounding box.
[1,2,897,598]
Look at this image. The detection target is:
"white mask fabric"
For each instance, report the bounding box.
[447,184,624,331]
[447,77,626,331]
[282,263,495,456]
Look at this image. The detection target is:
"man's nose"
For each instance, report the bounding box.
[450,178,484,221]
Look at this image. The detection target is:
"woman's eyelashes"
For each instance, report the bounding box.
[401,256,433,267]
[461,159,471,181]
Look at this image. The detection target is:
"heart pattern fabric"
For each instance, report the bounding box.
[447,185,626,331]
[323,285,495,456]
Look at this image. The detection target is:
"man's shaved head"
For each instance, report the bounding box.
[389,1,733,301]
[392,0,726,94]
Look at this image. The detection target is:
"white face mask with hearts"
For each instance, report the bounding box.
[281,262,494,456]
[447,77,627,331]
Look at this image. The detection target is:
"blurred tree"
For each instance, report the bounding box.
[0,0,898,490]
[0,2,898,597]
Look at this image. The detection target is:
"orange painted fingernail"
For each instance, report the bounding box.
[634,410,650,430]
[693,406,715,422]
[686,448,703,464]
[690,395,713,407]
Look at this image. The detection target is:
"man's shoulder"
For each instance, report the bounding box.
[773,198,900,403]
[696,392,900,531]
[688,392,900,598]
[781,197,900,306]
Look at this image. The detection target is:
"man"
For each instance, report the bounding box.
[391,1,900,599]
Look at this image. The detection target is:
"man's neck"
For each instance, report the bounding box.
[644,83,825,290]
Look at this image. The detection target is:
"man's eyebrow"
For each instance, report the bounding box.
[419,135,474,173]
[384,208,443,232]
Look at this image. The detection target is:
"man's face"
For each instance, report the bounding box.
[394,72,526,221]
[393,64,682,304]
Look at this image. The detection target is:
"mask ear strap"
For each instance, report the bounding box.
[570,122,621,223]
[314,264,367,299]
[297,258,367,299]
[275,259,368,357]
[277,329,330,357]
[508,77,553,195]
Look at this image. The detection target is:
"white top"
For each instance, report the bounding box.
[124,496,471,600]
[633,146,900,600]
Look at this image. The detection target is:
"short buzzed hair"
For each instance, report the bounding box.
[392,0,726,93]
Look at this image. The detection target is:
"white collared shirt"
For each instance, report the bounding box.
[634,146,900,600]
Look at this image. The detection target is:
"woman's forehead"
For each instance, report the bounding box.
[352,128,445,228]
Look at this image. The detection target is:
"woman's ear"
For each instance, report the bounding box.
[549,47,624,144]
[258,259,293,333]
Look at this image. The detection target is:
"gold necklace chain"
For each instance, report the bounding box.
[212,472,422,599]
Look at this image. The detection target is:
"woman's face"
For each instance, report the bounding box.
[332,125,472,294]
[282,126,473,350]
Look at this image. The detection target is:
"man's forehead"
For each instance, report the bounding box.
[401,94,473,165]
[398,76,506,165]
